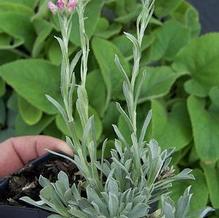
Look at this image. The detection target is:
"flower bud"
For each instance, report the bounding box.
[67,0,77,12]
[57,0,65,9]
[48,1,58,14]
[48,0,77,14]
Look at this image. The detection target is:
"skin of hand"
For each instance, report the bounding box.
[0,136,73,177]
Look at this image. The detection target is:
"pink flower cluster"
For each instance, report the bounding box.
[48,0,77,14]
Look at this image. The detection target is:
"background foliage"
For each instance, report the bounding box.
[0,0,218,216]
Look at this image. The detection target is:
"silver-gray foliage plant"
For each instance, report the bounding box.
[21,0,212,217]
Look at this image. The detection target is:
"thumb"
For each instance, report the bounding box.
[0,136,73,177]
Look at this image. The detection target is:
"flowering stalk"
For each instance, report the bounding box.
[77,0,90,88]
[75,0,90,130]
[48,0,77,14]
[115,0,155,136]
[47,0,80,151]
[46,0,101,191]
[114,0,155,184]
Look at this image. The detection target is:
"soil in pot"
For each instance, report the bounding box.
[0,153,82,207]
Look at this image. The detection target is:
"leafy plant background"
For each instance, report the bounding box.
[0,0,218,216]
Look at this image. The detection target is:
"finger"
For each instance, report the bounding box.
[0,136,72,177]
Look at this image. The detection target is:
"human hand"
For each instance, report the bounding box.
[0,136,72,177]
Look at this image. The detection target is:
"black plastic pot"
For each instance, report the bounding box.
[0,153,54,218]
[0,205,50,218]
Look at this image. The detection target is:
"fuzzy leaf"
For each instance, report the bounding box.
[139,66,178,102]
[173,33,219,92]
[92,37,130,105]
[188,96,219,161]
[152,99,192,150]
[18,96,42,126]
[0,59,61,114]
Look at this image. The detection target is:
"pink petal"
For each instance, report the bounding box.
[67,0,77,12]
[57,0,65,9]
[48,1,58,14]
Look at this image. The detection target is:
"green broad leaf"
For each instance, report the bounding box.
[7,109,17,128]
[0,59,61,114]
[0,50,20,65]
[7,92,18,111]
[32,19,53,57]
[171,169,208,213]
[92,37,130,106]
[102,102,120,138]
[48,40,62,65]
[0,2,33,16]
[86,70,106,116]
[22,0,37,8]
[32,0,49,21]
[172,1,201,38]
[95,17,109,32]
[112,35,133,59]
[0,78,5,97]
[56,107,102,140]
[113,34,153,61]
[0,34,11,47]
[184,79,208,97]
[125,0,138,11]
[155,0,183,17]
[0,0,37,8]
[148,20,190,62]
[48,40,77,66]
[70,0,104,46]
[183,3,201,38]
[97,140,114,159]
[75,106,103,141]
[15,115,54,136]
[118,103,152,145]
[0,12,35,50]
[18,96,43,126]
[114,0,138,17]
[115,4,141,24]
[201,162,219,208]
[188,145,200,164]
[0,33,23,50]
[95,23,122,39]
[139,66,179,102]
[94,18,122,39]
[118,115,132,145]
[187,96,219,162]
[0,33,10,45]
[173,33,219,92]
[114,0,126,16]
[209,87,219,109]
[43,121,63,139]
[171,146,190,165]
[152,99,192,150]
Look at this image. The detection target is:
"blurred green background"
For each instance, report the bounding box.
[0,0,218,216]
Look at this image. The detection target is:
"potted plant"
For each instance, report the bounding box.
[0,150,77,217]
[0,0,213,217]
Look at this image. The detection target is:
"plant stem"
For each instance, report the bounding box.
[129,0,154,138]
